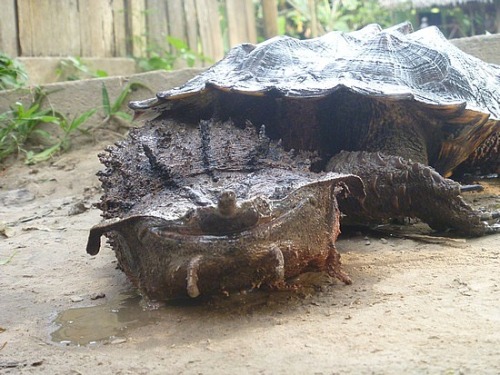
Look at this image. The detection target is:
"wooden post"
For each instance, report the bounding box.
[0,0,19,56]
[183,0,199,53]
[195,0,224,62]
[145,0,169,52]
[128,0,147,58]
[495,0,500,33]
[112,0,128,56]
[225,0,257,46]
[261,0,279,38]
[308,0,318,37]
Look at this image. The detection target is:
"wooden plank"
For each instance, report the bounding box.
[15,0,128,57]
[0,0,19,56]
[78,0,95,56]
[183,0,199,53]
[32,0,57,55]
[496,0,500,33]
[17,0,33,56]
[145,0,169,51]
[68,0,82,55]
[127,0,147,57]
[244,0,257,43]
[261,0,279,39]
[98,0,115,57]
[111,0,128,56]
[195,0,224,62]
[166,0,190,68]
[78,0,115,57]
[225,0,257,47]
[166,0,187,41]
[54,0,81,56]
[308,0,319,37]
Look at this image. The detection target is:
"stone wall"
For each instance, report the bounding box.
[451,33,500,65]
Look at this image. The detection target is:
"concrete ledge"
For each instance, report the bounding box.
[17,57,138,86]
[0,69,203,129]
[451,34,500,65]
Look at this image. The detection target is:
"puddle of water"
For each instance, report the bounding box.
[51,291,162,346]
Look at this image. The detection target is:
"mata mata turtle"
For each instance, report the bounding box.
[87,22,500,300]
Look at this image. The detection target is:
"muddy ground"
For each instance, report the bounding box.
[1,133,499,375]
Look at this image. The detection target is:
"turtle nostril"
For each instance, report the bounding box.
[218,190,237,217]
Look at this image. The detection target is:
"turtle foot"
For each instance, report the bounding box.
[326,151,492,237]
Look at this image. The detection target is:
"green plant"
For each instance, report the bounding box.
[25,108,97,164]
[0,87,96,164]
[136,36,212,72]
[56,56,108,81]
[0,250,18,265]
[0,89,61,161]
[101,82,151,125]
[0,53,28,90]
[277,0,393,36]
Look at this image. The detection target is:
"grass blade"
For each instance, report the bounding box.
[101,83,111,116]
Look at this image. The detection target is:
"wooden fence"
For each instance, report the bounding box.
[0,0,278,64]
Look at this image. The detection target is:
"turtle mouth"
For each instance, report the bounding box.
[87,187,326,256]
[142,195,311,240]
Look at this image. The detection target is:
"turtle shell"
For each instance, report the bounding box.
[131,22,500,176]
[87,22,500,301]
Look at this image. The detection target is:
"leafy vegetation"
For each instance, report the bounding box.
[24,108,97,164]
[56,56,108,81]
[0,88,61,162]
[136,36,211,72]
[101,82,151,125]
[276,0,395,37]
[0,87,98,164]
[0,53,28,90]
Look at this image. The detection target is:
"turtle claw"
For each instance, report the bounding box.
[460,184,484,192]
[480,211,500,221]
[485,223,500,234]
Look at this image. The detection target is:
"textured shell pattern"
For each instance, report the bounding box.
[132,22,500,122]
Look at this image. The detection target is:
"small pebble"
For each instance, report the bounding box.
[90,292,106,300]
[365,240,371,246]
[70,296,83,303]
[110,337,127,345]
[68,202,88,216]
[380,238,388,244]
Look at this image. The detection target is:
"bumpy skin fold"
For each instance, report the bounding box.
[327,151,488,236]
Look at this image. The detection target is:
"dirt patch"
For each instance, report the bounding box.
[1,136,499,374]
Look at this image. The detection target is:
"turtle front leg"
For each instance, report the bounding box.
[326,151,495,236]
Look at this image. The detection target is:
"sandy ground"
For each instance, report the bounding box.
[1,136,499,375]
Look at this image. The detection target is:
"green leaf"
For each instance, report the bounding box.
[31,128,56,142]
[25,142,62,164]
[101,83,111,116]
[0,250,18,265]
[113,111,132,121]
[111,82,151,114]
[167,36,189,51]
[95,69,108,77]
[37,115,61,124]
[111,85,132,114]
[67,108,97,133]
